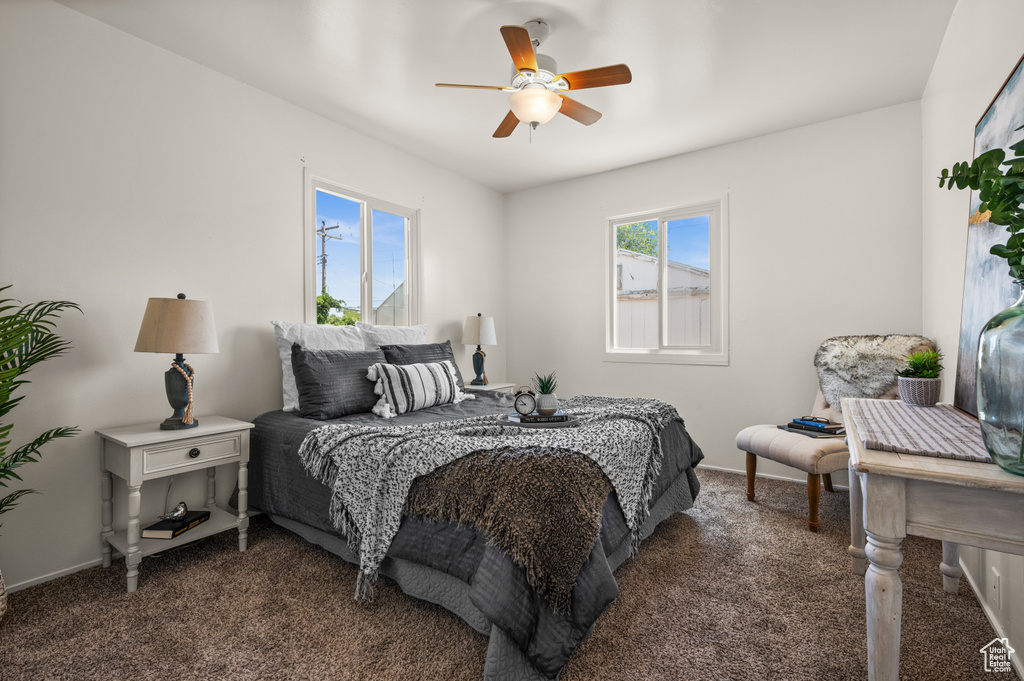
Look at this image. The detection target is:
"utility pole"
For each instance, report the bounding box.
[317,220,344,294]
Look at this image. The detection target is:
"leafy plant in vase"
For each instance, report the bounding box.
[896,350,943,407]
[940,125,1024,474]
[533,372,558,416]
[0,286,81,621]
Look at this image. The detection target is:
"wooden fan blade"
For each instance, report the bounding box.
[493,110,519,138]
[500,25,538,73]
[556,64,632,90]
[558,95,602,126]
[436,83,510,91]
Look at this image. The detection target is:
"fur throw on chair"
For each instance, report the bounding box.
[814,334,936,411]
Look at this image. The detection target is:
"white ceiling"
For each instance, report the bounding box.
[55,0,957,194]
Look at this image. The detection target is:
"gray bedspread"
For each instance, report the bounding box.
[249,393,703,680]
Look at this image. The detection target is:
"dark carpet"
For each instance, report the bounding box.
[0,470,1002,680]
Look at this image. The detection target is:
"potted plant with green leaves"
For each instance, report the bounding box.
[0,286,80,621]
[941,125,1024,474]
[533,371,558,416]
[896,350,943,407]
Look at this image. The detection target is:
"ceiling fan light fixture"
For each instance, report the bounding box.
[508,86,561,126]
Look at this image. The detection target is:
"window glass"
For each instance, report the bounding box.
[615,221,658,349]
[666,215,710,347]
[370,208,407,326]
[315,190,361,326]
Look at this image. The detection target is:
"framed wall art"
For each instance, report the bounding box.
[954,52,1024,417]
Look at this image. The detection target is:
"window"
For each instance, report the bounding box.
[304,171,420,326]
[606,198,728,365]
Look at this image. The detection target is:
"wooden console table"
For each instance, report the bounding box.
[843,398,1024,681]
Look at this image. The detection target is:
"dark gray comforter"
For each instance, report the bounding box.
[249,393,703,680]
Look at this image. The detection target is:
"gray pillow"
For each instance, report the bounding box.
[290,344,385,420]
[272,321,366,412]
[380,340,466,390]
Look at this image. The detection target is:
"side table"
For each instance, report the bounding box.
[96,416,254,592]
[464,381,516,394]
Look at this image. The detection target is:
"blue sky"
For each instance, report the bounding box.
[668,216,710,270]
[315,190,406,311]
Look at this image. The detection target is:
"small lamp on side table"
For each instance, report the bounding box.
[134,293,219,430]
[462,313,496,386]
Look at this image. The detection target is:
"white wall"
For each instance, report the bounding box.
[0,0,506,588]
[921,0,1024,668]
[504,102,925,480]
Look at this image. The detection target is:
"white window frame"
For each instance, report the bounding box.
[303,169,421,325]
[604,196,729,365]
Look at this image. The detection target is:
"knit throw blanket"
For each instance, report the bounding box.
[406,446,612,614]
[298,395,681,603]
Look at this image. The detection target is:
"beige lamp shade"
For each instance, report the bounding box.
[462,315,496,346]
[134,296,219,354]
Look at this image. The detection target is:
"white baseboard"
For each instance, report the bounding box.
[7,557,104,593]
[962,560,1024,679]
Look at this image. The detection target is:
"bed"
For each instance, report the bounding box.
[248,390,704,680]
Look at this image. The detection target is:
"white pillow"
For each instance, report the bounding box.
[367,360,470,418]
[271,321,366,412]
[356,321,427,350]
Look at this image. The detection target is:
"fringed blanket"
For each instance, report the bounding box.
[406,446,612,614]
[297,395,681,604]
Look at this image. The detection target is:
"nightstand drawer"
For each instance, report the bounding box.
[143,434,241,474]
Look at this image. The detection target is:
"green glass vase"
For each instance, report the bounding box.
[978,279,1024,476]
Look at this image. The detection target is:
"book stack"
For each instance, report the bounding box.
[141,509,211,539]
[777,417,845,439]
[507,409,569,424]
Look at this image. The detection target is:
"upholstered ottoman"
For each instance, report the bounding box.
[736,425,849,532]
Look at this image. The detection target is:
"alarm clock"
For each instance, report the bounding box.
[512,387,537,416]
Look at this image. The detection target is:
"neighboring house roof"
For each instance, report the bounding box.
[616,248,709,277]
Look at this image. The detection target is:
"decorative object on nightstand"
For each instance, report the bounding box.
[0,286,81,624]
[141,507,211,539]
[896,349,943,407]
[512,387,537,415]
[533,371,558,416]
[462,313,496,385]
[134,293,219,430]
[96,416,254,592]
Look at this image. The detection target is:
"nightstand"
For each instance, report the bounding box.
[464,381,516,394]
[96,416,254,592]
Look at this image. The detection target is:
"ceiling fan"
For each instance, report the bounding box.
[436,20,632,138]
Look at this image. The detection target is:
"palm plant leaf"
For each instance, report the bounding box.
[1,427,81,479]
[0,489,37,522]
[0,285,81,532]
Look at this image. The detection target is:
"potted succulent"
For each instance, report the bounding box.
[896,350,943,407]
[0,286,80,622]
[533,371,558,416]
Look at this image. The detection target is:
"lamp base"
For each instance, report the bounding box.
[160,416,199,430]
[161,357,197,429]
[471,347,489,385]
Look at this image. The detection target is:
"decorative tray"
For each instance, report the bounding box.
[497,414,580,429]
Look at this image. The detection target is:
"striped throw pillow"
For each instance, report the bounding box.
[368,360,472,418]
